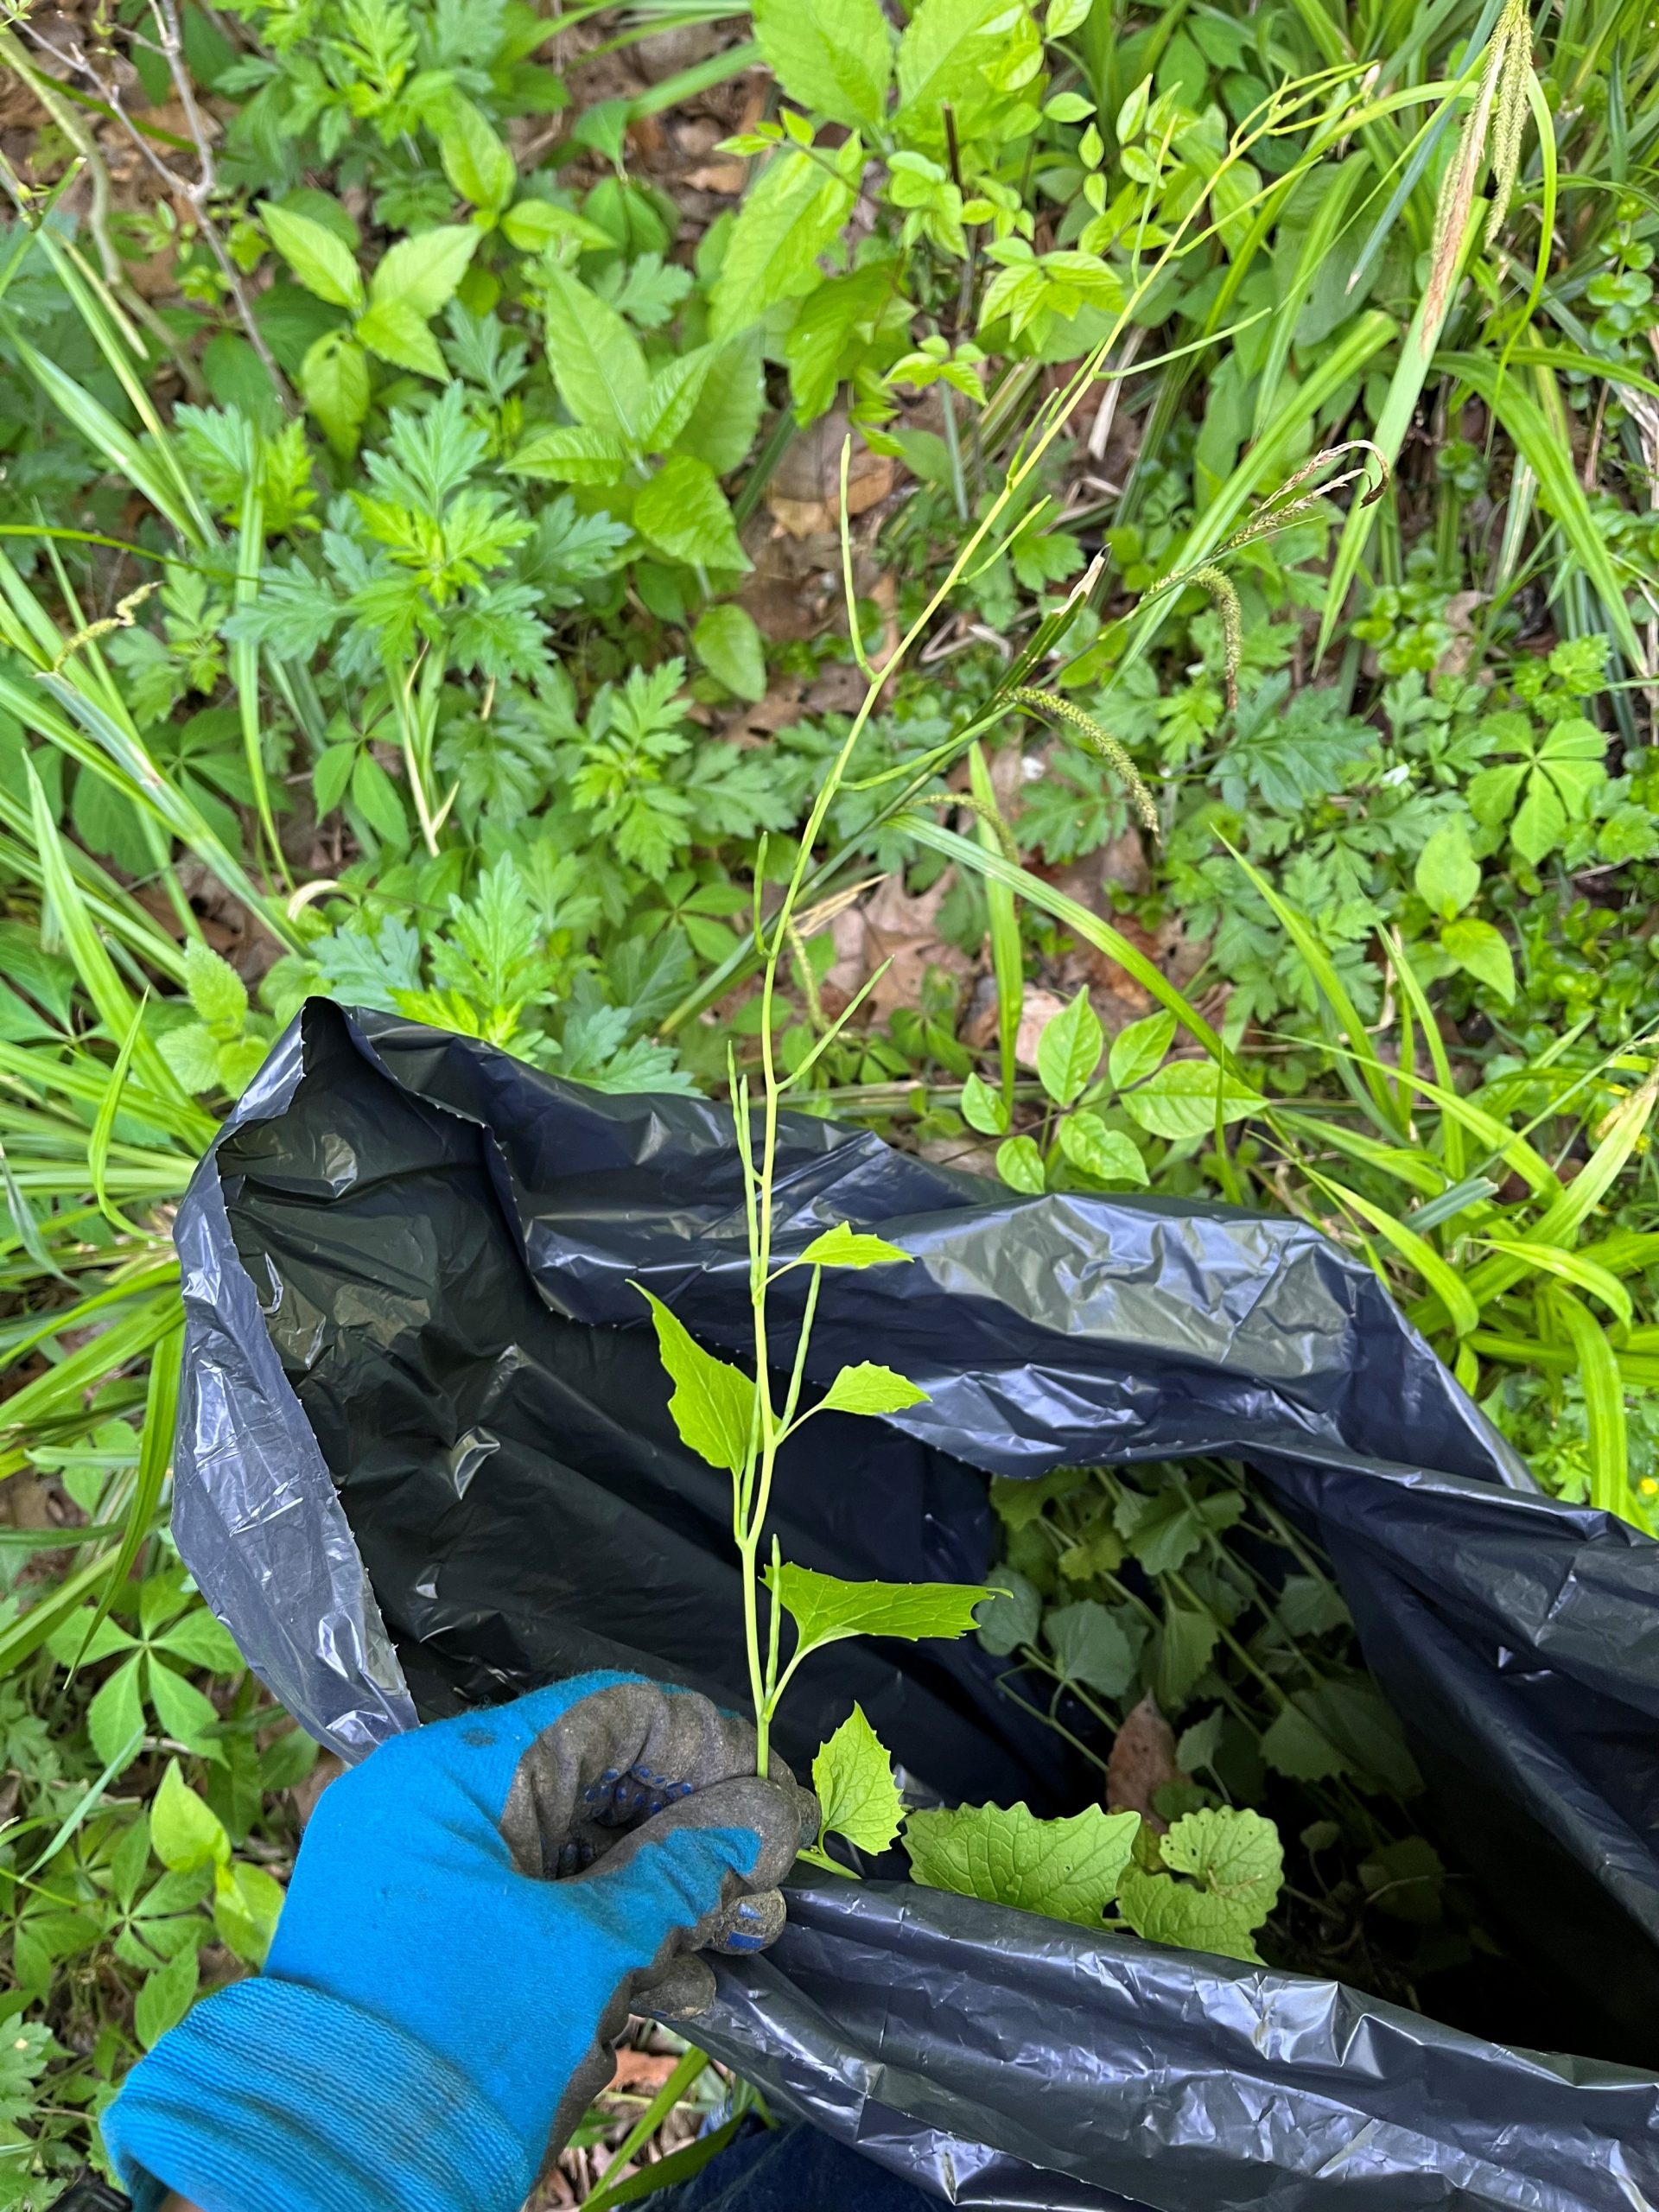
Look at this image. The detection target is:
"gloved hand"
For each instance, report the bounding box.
[103,1674,815,2212]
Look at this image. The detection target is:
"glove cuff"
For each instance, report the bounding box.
[102,1975,534,2212]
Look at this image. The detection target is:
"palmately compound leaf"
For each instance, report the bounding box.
[634,1285,754,1474]
[767,1560,990,1658]
[1160,1807,1283,1929]
[150,1762,232,1875]
[903,1801,1138,1929]
[818,1360,929,1415]
[812,1704,905,1853]
[796,1222,913,1270]
[1116,1863,1261,1963]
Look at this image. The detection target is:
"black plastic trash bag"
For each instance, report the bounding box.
[175,1000,1659,2212]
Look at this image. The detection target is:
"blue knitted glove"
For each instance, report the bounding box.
[102,1674,815,2212]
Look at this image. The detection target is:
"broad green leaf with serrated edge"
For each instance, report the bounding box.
[262,202,363,311]
[1117,1863,1260,1961]
[1046,1599,1136,1694]
[709,148,858,338]
[1261,1700,1347,1782]
[961,1071,1009,1135]
[693,602,767,702]
[636,455,750,570]
[1048,0,1093,29]
[895,0,1027,144]
[1122,1060,1262,1141]
[1058,1111,1147,1185]
[1160,1807,1283,1929]
[753,0,893,128]
[1036,989,1103,1105]
[819,1359,928,1415]
[766,1560,989,1654]
[151,1763,232,1874]
[1114,1484,1243,1576]
[147,1661,224,1757]
[1108,1009,1174,1091]
[543,267,649,443]
[989,1466,1086,1529]
[46,1608,137,1669]
[439,95,516,215]
[636,1287,754,1474]
[641,348,717,454]
[813,1704,905,1853]
[156,1605,246,1674]
[1414,818,1479,918]
[370,226,480,318]
[975,1569,1040,1655]
[996,1135,1046,1192]
[213,1860,286,1966]
[1440,918,1515,1002]
[796,1222,912,1269]
[500,200,616,253]
[904,1801,1138,1928]
[675,330,767,474]
[357,301,447,380]
[135,1946,199,2050]
[506,426,632,485]
[183,938,247,1033]
[299,331,370,456]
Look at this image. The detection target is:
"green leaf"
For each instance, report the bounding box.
[961,1071,1010,1135]
[1440,917,1515,1002]
[639,348,718,454]
[1036,988,1103,1106]
[635,455,750,570]
[262,201,363,312]
[356,300,447,380]
[543,266,649,444]
[1155,1596,1217,1707]
[1122,1060,1263,1141]
[895,0,1031,145]
[135,1944,200,2049]
[975,1568,1040,1655]
[1414,818,1480,918]
[995,1135,1046,1192]
[692,603,767,702]
[1114,1484,1243,1576]
[299,331,371,458]
[156,1605,246,1674]
[675,330,767,474]
[988,1466,1086,1530]
[1045,1599,1136,1695]
[370,225,480,319]
[636,1286,754,1474]
[709,147,858,338]
[796,1223,913,1269]
[1261,1700,1347,1783]
[1162,1806,1282,1929]
[818,1360,929,1415]
[147,1661,226,1758]
[903,1800,1138,1929]
[506,425,633,485]
[766,1560,990,1656]
[351,749,409,846]
[1116,1863,1260,1962]
[439,95,516,215]
[183,938,247,1035]
[500,200,616,254]
[87,1654,145,1771]
[1058,1111,1147,1185]
[812,1704,905,1853]
[151,1762,232,1874]
[753,0,893,128]
[213,1860,286,1966]
[1107,1009,1174,1091]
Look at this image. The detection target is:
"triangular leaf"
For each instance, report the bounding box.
[767,1560,989,1657]
[797,1222,913,1270]
[812,1704,905,1854]
[635,1285,754,1474]
[818,1359,928,1415]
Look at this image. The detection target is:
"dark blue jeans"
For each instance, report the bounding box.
[661,2123,935,2211]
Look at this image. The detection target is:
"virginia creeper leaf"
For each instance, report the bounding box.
[151,1763,232,1874]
